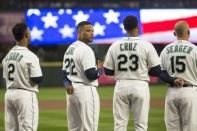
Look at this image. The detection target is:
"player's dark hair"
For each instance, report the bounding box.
[123,15,138,31]
[12,22,28,41]
[77,21,92,32]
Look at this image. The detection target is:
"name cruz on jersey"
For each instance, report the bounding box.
[120,42,137,51]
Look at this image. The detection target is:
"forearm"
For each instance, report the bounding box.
[62,71,71,86]
[85,68,103,81]
[30,76,43,84]
[149,65,175,85]
[104,67,114,76]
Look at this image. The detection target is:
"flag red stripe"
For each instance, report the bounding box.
[142,16,197,33]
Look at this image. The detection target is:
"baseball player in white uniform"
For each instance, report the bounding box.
[103,15,183,131]
[2,23,43,131]
[62,21,103,131]
[160,21,197,131]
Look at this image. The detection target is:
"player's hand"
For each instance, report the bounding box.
[65,84,74,94]
[173,78,184,87]
[97,60,103,68]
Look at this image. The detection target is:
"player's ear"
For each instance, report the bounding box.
[25,34,28,38]
[173,32,176,36]
[188,30,190,35]
[136,25,139,30]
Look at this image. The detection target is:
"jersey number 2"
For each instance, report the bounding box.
[170,56,186,73]
[118,54,139,71]
[8,63,15,81]
[65,58,77,75]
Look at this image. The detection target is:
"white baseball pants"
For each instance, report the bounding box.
[113,80,149,131]
[165,87,197,131]
[67,83,100,131]
[5,89,38,131]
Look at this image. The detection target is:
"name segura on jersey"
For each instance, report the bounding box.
[2,46,42,92]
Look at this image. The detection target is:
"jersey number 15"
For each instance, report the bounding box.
[170,56,186,73]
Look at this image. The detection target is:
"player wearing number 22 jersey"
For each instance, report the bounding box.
[62,21,103,131]
[103,15,182,131]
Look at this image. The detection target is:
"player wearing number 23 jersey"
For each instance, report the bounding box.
[103,15,181,131]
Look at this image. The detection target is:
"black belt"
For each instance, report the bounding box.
[8,87,35,92]
[182,84,196,87]
[171,84,196,88]
[73,81,86,84]
[72,81,97,87]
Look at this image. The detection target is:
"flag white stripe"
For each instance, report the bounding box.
[140,9,197,23]
[140,27,197,44]
[94,27,197,44]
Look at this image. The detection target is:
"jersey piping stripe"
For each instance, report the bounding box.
[31,93,34,131]
[90,87,95,131]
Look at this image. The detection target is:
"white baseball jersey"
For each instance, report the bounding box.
[104,37,160,81]
[62,40,98,86]
[160,40,197,86]
[2,45,42,92]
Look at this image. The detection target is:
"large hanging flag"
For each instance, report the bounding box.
[26,9,141,45]
[25,9,197,45]
[140,9,197,43]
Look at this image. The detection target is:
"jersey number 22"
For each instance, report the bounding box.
[65,58,77,75]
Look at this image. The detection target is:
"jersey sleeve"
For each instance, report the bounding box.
[62,53,66,71]
[81,46,96,71]
[29,55,42,77]
[159,49,165,70]
[147,43,160,68]
[2,59,6,79]
[103,46,114,70]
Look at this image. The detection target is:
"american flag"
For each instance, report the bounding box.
[140,9,197,44]
[26,9,197,45]
[26,8,141,45]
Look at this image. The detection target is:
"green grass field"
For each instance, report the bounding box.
[0,84,168,131]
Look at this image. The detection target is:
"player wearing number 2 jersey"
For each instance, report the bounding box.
[103,15,183,131]
[62,21,103,131]
[160,21,197,131]
[2,23,43,131]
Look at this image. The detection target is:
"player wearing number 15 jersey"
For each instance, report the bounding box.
[103,15,182,131]
[160,21,197,131]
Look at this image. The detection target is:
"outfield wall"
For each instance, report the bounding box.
[0,66,3,87]
[0,62,63,88]
[0,62,159,88]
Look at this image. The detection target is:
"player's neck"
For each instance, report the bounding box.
[16,41,28,48]
[177,37,189,41]
[78,38,88,44]
[127,32,138,37]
